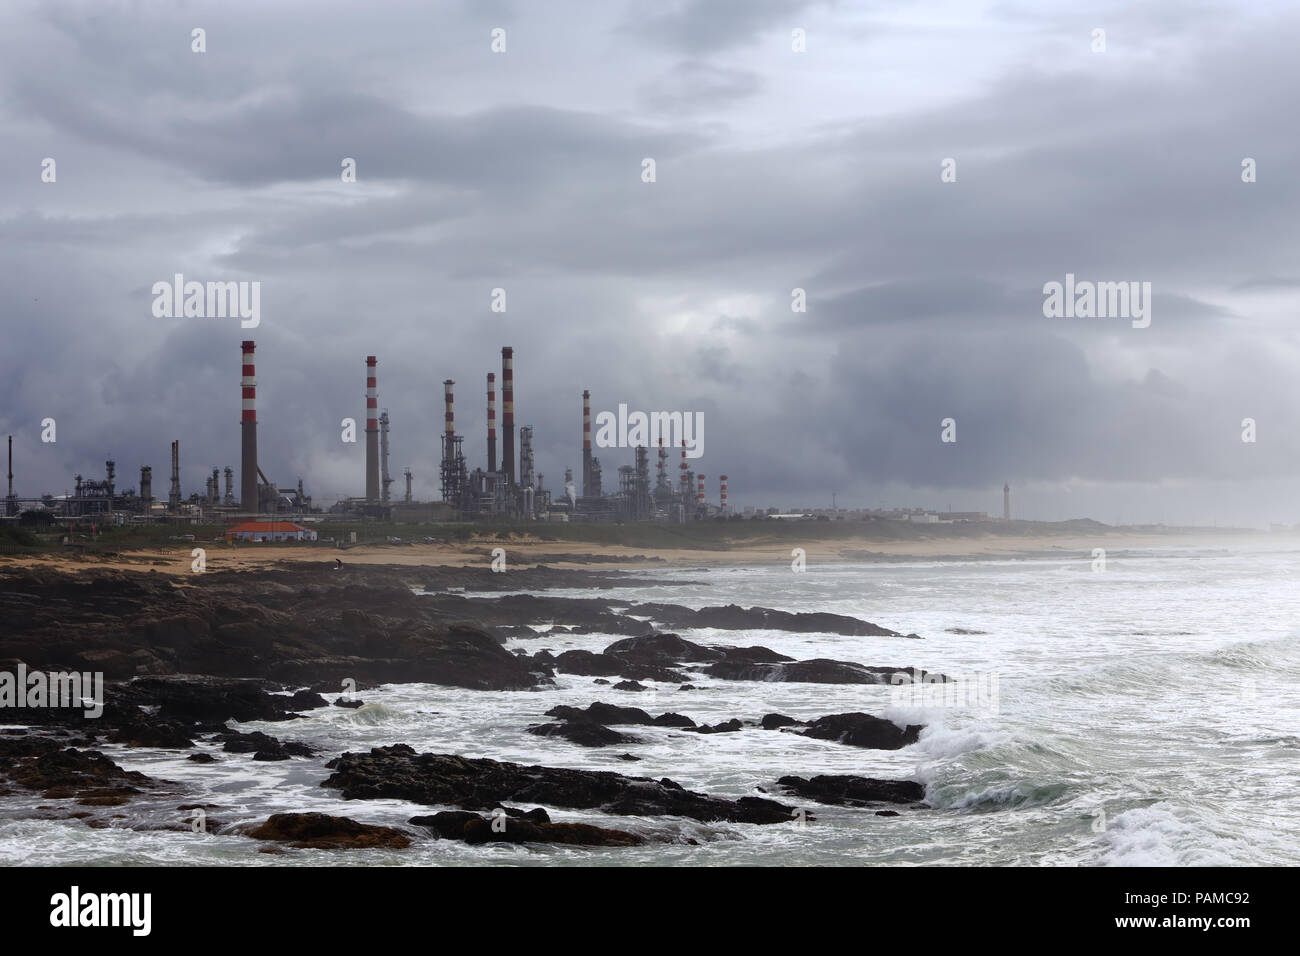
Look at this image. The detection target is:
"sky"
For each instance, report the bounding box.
[2,0,1299,526]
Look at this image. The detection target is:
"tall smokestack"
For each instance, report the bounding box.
[502,346,515,485]
[139,466,152,513]
[697,473,706,509]
[6,435,15,517]
[240,341,258,512]
[582,390,592,498]
[680,440,689,499]
[169,440,181,511]
[1003,483,1011,522]
[720,475,728,514]
[486,372,497,472]
[443,379,456,448]
[380,410,392,505]
[365,356,379,502]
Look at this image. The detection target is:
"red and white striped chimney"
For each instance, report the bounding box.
[444,379,455,443]
[720,475,728,513]
[486,372,497,473]
[365,356,379,501]
[502,346,515,485]
[240,341,258,512]
[697,473,706,507]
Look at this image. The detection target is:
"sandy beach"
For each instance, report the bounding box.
[0,530,1267,577]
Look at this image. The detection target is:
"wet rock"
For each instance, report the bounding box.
[334,697,365,709]
[760,714,802,730]
[324,745,797,824]
[409,810,645,847]
[0,738,160,797]
[545,702,695,729]
[0,566,543,690]
[695,719,744,734]
[876,810,900,817]
[526,722,635,748]
[106,715,195,749]
[624,603,903,637]
[244,812,411,849]
[187,752,219,763]
[119,677,306,725]
[798,713,922,750]
[551,650,685,683]
[545,702,655,725]
[282,689,329,710]
[217,730,314,759]
[603,632,793,666]
[652,713,696,728]
[776,774,926,806]
[705,659,946,685]
[612,680,646,692]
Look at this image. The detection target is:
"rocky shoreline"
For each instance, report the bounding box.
[0,562,938,854]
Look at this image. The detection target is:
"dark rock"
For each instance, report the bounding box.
[334,697,365,709]
[187,752,219,763]
[592,679,610,685]
[652,713,696,728]
[705,659,947,685]
[526,722,634,747]
[106,716,195,749]
[798,713,922,750]
[625,603,902,637]
[502,806,551,823]
[776,774,926,806]
[612,680,646,692]
[218,730,314,759]
[282,689,329,710]
[695,719,744,734]
[616,753,641,762]
[0,566,543,690]
[0,738,161,797]
[545,702,655,725]
[876,810,901,817]
[760,713,802,730]
[409,810,644,847]
[244,812,411,849]
[551,650,685,683]
[324,745,797,824]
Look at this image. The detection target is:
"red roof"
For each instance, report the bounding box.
[225,522,308,534]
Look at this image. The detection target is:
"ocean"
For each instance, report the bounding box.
[3,542,1297,866]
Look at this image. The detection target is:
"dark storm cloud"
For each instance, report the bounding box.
[2,0,1299,525]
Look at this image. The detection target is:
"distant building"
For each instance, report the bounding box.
[224,521,317,543]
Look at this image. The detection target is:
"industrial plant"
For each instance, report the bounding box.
[2,341,735,531]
